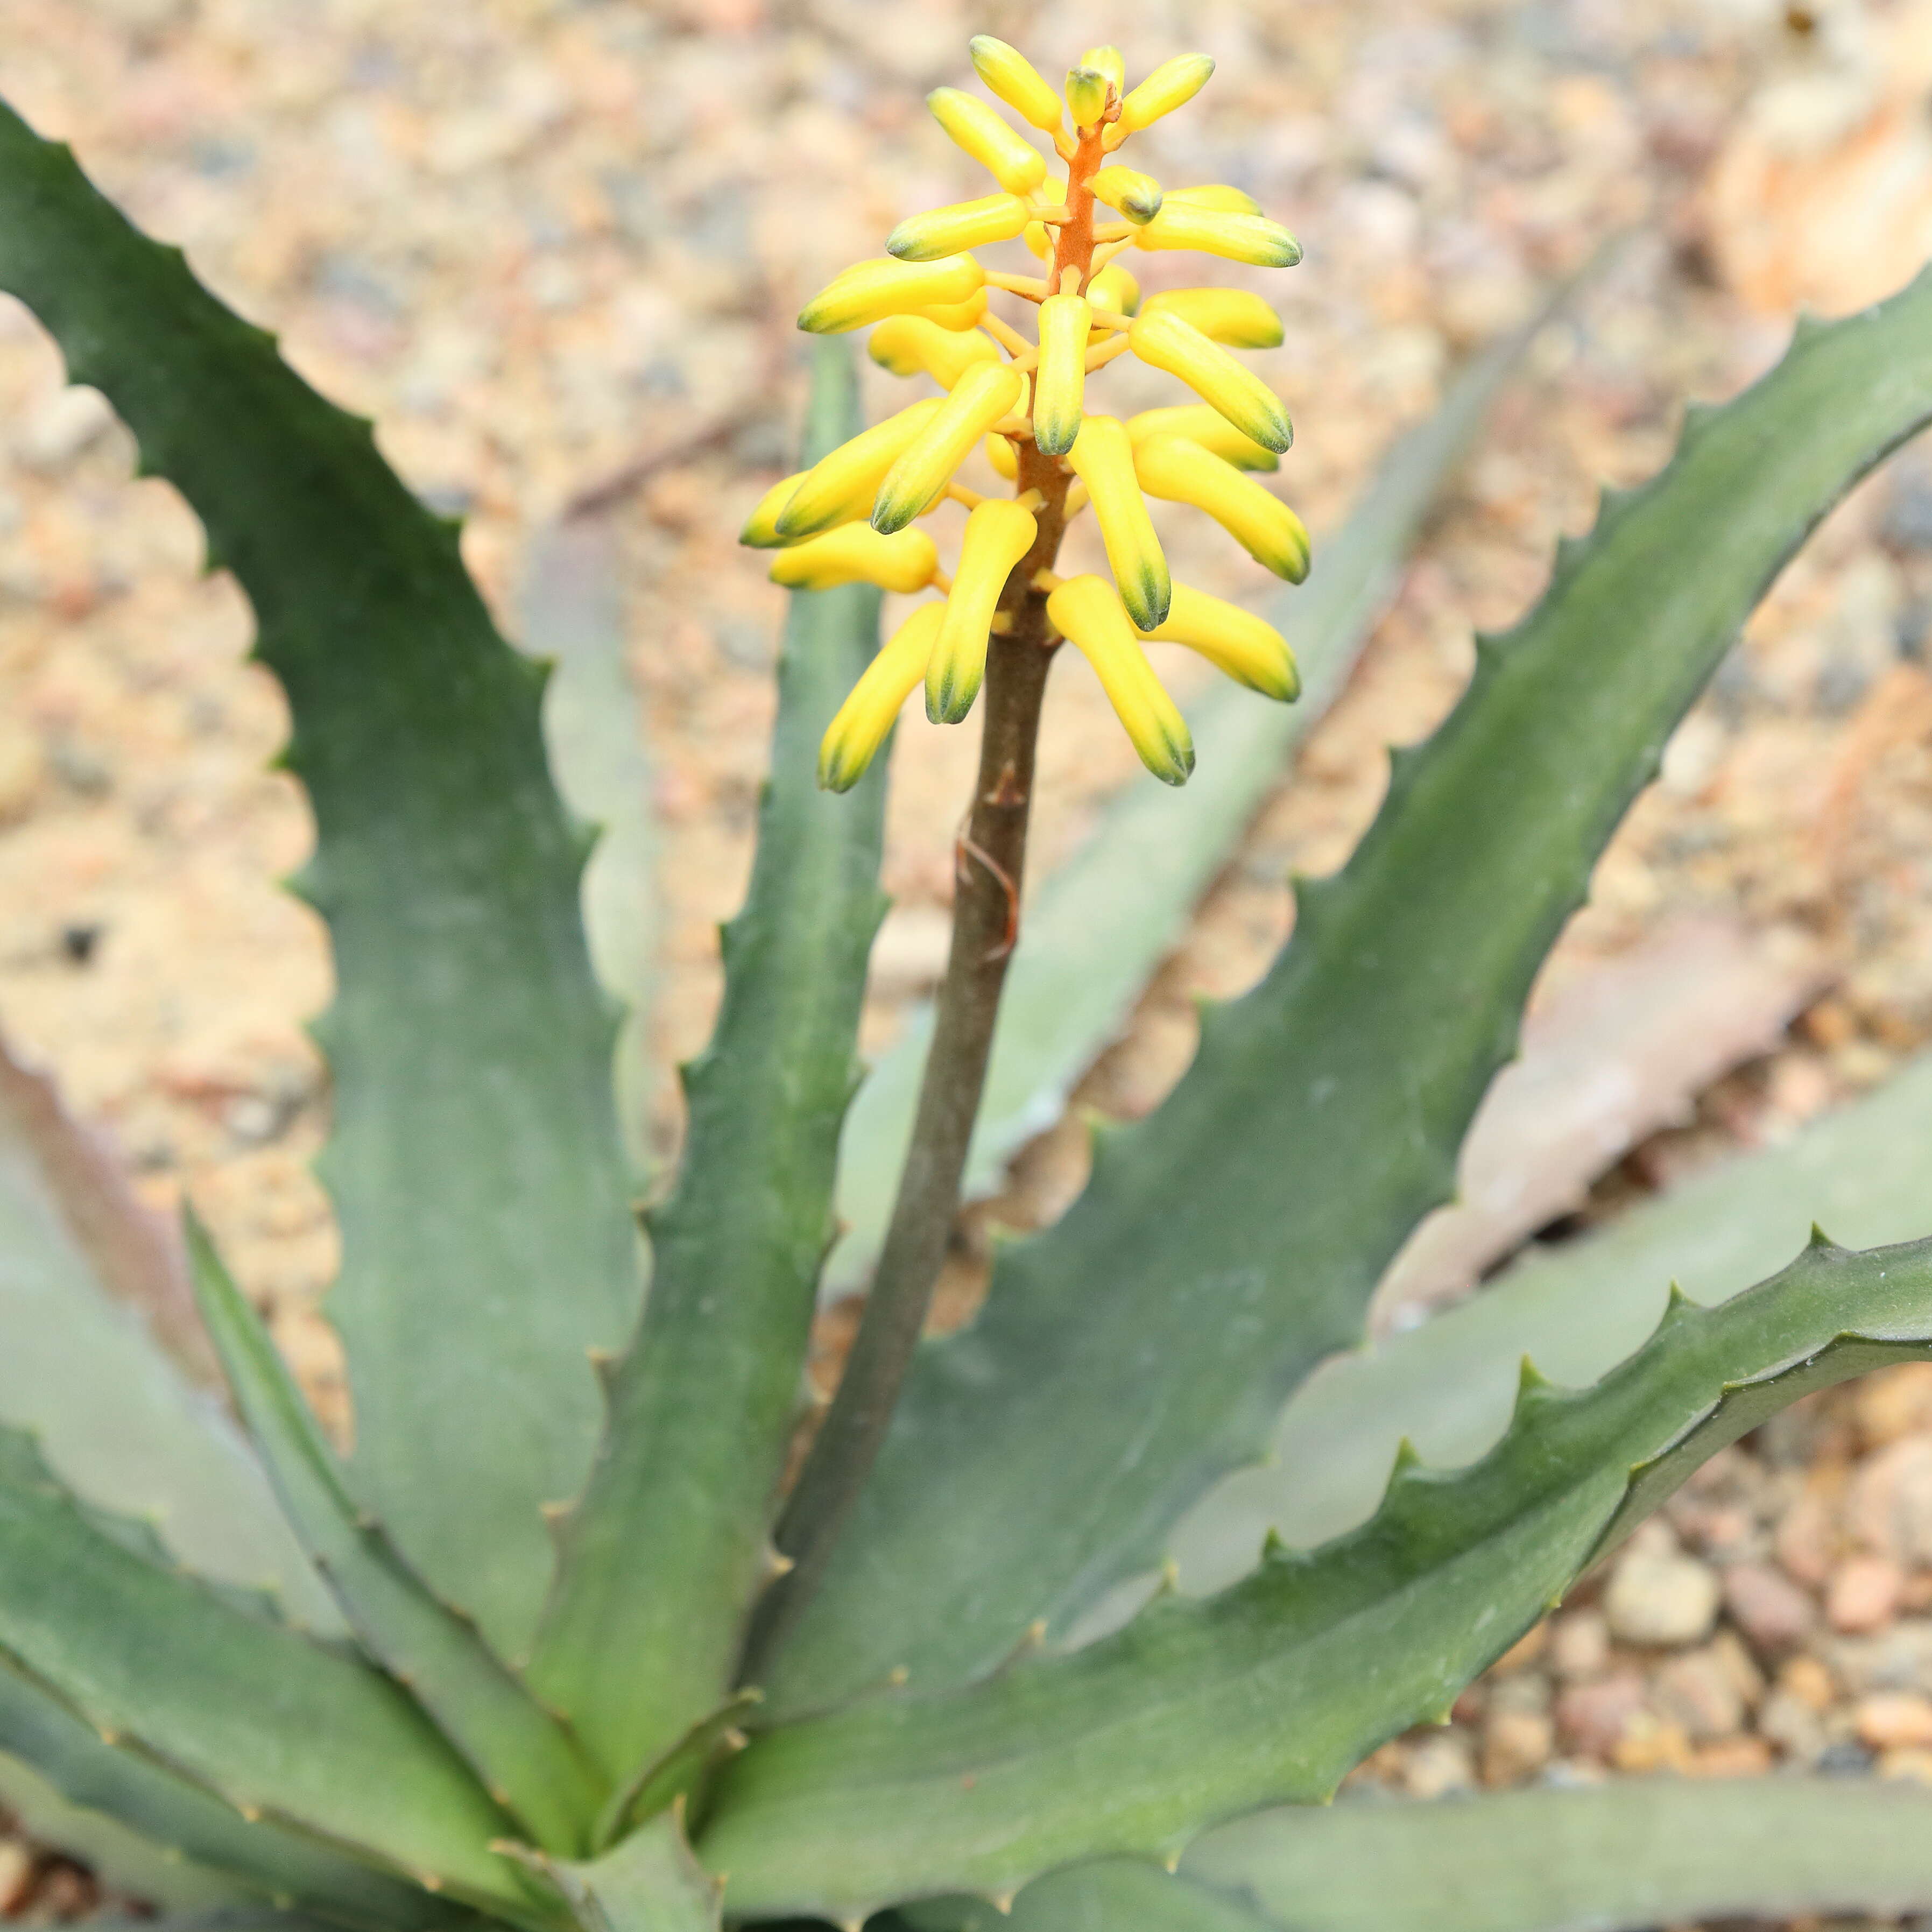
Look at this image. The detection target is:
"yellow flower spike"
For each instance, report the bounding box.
[1136,583,1301,701]
[1127,308,1293,453]
[916,288,989,331]
[1133,201,1301,267]
[739,471,805,548]
[888,193,1033,263]
[1064,66,1112,130]
[1118,53,1215,132]
[1080,46,1126,95]
[983,432,1019,482]
[818,603,946,793]
[1133,433,1312,582]
[1168,184,1261,215]
[968,36,1065,133]
[868,316,1003,389]
[927,499,1037,724]
[871,359,1024,533]
[1087,262,1141,316]
[926,87,1049,195]
[798,254,985,334]
[770,524,940,595]
[1064,415,1172,630]
[1032,293,1092,457]
[1143,287,1284,348]
[1126,403,1279,472]
[1045,576,1195,785]
[773,398,947,541]
[1091,166,1164,225]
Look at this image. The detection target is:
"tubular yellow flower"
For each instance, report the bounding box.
[1087,262,1141,315]
[1080,46,1126,94]
[1064,66,1112,130]
[1133,201,1301,266]
[769,524,939,594]
[1167,184,1261,214]
[1046,576,1195,785]
[773,398,946,541]
[798,254,985,334]
[1032,293,1092,456]
[739,471,805,548]
[916,288,989,330]
[968,36,1065,132]
[817,603,944,793]
[1137,583,1301,700]
[1118,54,1215,132]
[1127,308,1293,453]
[1091,165,1163,225]
[927,499,1037,723]
[871,359,1024,533]
[1133,433,1311,582]
[1126,404,1279,472]
[1065,415,1171,630]
[926,87,1049,195]
[889,193,1033,263]
[868,316,1002,388]
[1143,287,1284,348]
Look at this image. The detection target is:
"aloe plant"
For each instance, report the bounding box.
[6,33,1932,1932]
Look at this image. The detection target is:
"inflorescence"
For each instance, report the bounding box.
[741,37,1310,791]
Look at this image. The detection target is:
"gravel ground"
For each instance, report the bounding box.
[6,0,1932,1923]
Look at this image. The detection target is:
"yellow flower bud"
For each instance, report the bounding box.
[1126,404,1279,472]
[1137,583,1300,701]
[1045,576,1195,786]
[1143,287,1284,348]
[798,254,985,334]
[1091,166,1164,225]
[871,360,1024,533]
[1087,263,1141,316]
[1167,184,1261,215]
[868,317,1003,389]
[927,87,1049,196]
[740,471,805,548]
[1032,293,1092,457]
[1127,309,1293,454]
[917,289,989,331]
[927,499,1037,723]
[1118,54,1215,132]
[1133,434,1311,582]
[984,432,1019,482]
[1133,201,1301,267]
[1064,415,1171,631]
[1080,46,1126,95]
[817,602,944,793]
[889,193,1033,263]
[770,524,939,595]
[968,36,1065,133]
[774,398,947,541]
[1064,66,1111,130]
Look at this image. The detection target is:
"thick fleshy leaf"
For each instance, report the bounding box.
[761,263,1932,1719]
[703,1231,1932,1917]
[514,1813,721,1932]
[0,97,641,1662]
[896,1862,1275,1932]
[528,342,891,1785]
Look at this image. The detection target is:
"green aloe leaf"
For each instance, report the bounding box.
[896,1862,1276,1932]
[528,342,891,1785]
[0,1427,547,1924]
[826,316,1536,1294]
[185,1218,607,1855]
[702,1230,1932,1918]
[0,97,641,1662]
[761,263,1932,1719]
[513,1814,721,1932]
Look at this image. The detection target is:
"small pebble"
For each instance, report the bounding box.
[1401,1731,1476,1800]
[1555,1670,1649,1756]
[1482,1708,1554,1785]
[0,1841,31,1914]
[1653,1645,1747,1741]
[1722,1560,1816,1653]
[1828,1553,1906,1633]
[1549,1608,1610,1681]
[1855,1690,1932,1750]
[1603,1549,1721,1647]
[1850,1436,1932,1569]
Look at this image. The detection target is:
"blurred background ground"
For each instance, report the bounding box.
[6,0,1932,1924]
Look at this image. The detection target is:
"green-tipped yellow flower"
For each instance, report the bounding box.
[1118,54,1215,132]
[968,36,1064,132]
[917,289,990,331]
[1091,166,1164,225]
[1134,201,1301,266]
[1137,583,1301,700]
[869,317,1002,389]
[774,398,946,541]
[1133,434,1311,582]
[889,194,1033,263]
[1126,404,1279,471]
[769,523,939,594]
[1127,308,1293,454]
[871,359,1024,533]
[1064,65,1112,130]
[1143,287,1284,348]
[1032,293,1092,457]
[1065,415,1171,630]
[1087,262,1141,316]
[798,254,985,334]
[926,86,1049,195]
[1080,46,1126,94]
[1046,576,1195,785]
[1167,183,1261,215]
[927,499,1037,724]
[740,471,806,548]
[818,602,944,793]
